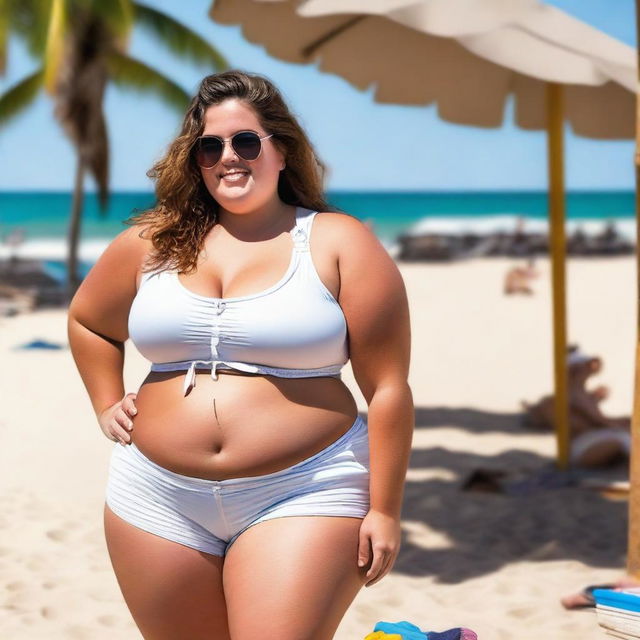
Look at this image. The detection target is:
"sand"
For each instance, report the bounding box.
[0,255,635,639]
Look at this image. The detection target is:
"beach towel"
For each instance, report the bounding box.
[366,620,478,640]
[12,338,65,350]
[371,621,427,639]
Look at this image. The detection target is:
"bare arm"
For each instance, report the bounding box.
[331,212,413,587]
[67,225,148,435]
[571,390,612,429]
[336,215,414,518]
[67,316,126,418]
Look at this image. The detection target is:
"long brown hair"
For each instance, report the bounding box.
[124,69,338,274]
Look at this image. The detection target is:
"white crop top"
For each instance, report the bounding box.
[128,207,349,395]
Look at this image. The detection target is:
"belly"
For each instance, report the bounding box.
[129,369,359,480]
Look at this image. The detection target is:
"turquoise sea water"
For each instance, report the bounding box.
[0,190,635,245]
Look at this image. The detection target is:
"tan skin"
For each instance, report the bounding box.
[68,99,412,639]
[504,259,539,295]
[522,357,631,467]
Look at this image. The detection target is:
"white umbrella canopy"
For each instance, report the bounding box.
[211,0,636,138]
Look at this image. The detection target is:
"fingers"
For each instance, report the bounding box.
[111,408,133,445]
[358,530,370,569]
[364,550,394,587]
[123,392,138,418]
[111,393,137,445]
[363,545,388,587]
[358,534,397,587]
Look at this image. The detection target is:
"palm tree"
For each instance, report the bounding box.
[0,0,228,301]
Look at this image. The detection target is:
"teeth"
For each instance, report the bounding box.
[222,172,249,182]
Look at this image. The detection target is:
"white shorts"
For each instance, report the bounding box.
[105,414,370,557]
[570,427,631,464]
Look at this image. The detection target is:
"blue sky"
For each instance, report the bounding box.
[0,0,636,192]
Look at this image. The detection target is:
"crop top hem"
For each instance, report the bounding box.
[149,359,344,395]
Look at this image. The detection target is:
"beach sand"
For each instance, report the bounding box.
[0,255,635,639]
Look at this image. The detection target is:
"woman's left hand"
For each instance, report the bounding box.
[357,509,401,587]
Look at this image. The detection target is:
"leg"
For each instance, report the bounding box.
[223,516,367,640]
[104,504,231,640]
[573,440,627,468]
[571,429,631,468]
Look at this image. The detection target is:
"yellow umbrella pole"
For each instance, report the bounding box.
[547,82,570,470]
[626,0,640,577]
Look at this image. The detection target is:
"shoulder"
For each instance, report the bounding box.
[312,210,385,256]
[67,223,155,340]
[312,210,370,234]
[70,223,154,309]
[104,224,155,275]
[313,210,395,269]
[112,223,154,254]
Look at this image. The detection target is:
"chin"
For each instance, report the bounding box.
[216,193,267,214]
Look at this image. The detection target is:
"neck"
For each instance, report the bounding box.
[216,199,297,240]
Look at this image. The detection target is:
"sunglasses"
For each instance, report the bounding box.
[193,131,275,169]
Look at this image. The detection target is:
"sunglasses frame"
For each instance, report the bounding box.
[193,131,275,169]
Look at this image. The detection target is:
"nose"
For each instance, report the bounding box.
[219,138,239,164]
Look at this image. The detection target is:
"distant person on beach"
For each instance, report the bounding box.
[598,220,619,244]
[511,215,531,256]
[568,225,589,255]
[3,226,25,268]
[561,576,640,609]
[67,70,413,638]
[521,346,631,467]
[504,257,539,295]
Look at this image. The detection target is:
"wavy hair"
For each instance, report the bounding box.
[124,69,338,274]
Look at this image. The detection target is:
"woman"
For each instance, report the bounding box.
[67,70,414,639]
[503,257,539,296]
[521,346,630,467]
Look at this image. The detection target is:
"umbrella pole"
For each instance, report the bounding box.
[547,82,570,470]
[626,0,640,578]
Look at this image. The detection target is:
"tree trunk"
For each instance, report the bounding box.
[66,154,85,303]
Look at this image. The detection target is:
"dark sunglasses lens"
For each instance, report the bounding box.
[196,138,223,167]
[232,132,262,160]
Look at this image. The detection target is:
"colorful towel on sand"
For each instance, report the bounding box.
[364,620,478,640]
[371,621,427,640]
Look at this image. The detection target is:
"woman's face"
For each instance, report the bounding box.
[198,98,286,213]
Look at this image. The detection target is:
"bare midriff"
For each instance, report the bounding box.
[130,369,359,480]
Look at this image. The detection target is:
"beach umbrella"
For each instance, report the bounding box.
[210,0,636,471]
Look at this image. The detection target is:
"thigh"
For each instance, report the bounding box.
[223,515,367,640]
[104,504,231,640]
[571,429,629,468]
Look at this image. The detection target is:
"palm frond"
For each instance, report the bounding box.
[90,0,134,40]
[132,2,228,70]
[106,51,191,112]
[0,0,9,74]
[8,0,55,59]
[43,0,67,94]
[0,68,44,126]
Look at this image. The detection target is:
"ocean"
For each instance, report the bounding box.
[0,190,636,275]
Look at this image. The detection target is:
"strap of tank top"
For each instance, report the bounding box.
[291,208,316,253]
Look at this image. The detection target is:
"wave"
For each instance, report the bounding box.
[406,215,636,242]
[1,214,635,265]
